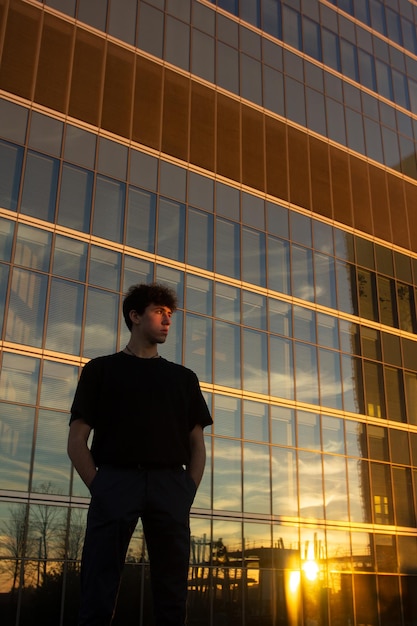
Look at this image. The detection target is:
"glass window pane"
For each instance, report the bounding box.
[314,252,337,308]
[241,227,266,287]
[215,218,240,279]
[33,408,72,492]
[298,450,324,519]
[57,163,93,232]
[217,42,239,94]
[267,236,290,294]
[269,335,294,399]
[397,283,415,332]
[20,151,59,222]
[0,99,28,142]
[89,246,121,291]
[187,208,213,270]
[345,420,366,458]
[348,458,371,522]
[125,187,156,253]
[214,321,241,388]
[184,313,212,382]
[6,268,48,347]
[341,354,364,413]
[392,467,414,527]
[322,415,345,454]
[157,198,185,262]
[317,313,338,349]
[83,288,118,358]
[0,140,23,211]
[243,442,270,514]
[40,360,78,411]
[0,263,9,333]
[293,306,316,342]
[295,342,319,404]
[213,438,242,511]
[0,218,14,261]
[370,461,393,524]
[377,276,396,326]
[45,279,84,355]
[243,329,268,394]
[270,406,295,446]
[52,235,87,281]
[0,352,40,404]
[64,124,96,168]
[357,269,378,321]
[215,283,240,323]
[385,367,406,423]
[323,454,349,520]
[292,245,314,302]
[336,261,357,315]
[243,401,268,443]
[122,256,153,293]
[108,0,136,44]
[191,29,215,82]
[363,422,382,462]
[298,411,320,450]
[165,15,190,71]
[0,402,35,490]
[186,275,212,315]
[214,395,241,438]
[242,291,266,330]
[92,175,125,243]
[14,224,51,272]
[268,299,291,336]
[28,112,63,156]
[319,348,343,409]
[364,361,386,418]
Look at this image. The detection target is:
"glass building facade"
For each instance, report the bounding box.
[1,0,417,624]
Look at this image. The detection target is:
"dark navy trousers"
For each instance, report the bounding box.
[78,465,197,626]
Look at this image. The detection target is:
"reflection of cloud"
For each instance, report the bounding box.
[45,321,81,353]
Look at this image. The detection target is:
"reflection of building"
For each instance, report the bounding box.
[1,0,417,624]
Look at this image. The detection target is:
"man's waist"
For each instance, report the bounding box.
[98,462,185,470]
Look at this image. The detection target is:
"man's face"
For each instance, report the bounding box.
[136,303,173,344]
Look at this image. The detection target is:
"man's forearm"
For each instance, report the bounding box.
[68,421,97,488]
[188,425,206,488]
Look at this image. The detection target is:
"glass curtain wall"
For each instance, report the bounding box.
[1,1,417,625]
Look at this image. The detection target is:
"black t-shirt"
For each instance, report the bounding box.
[70,352,212,467]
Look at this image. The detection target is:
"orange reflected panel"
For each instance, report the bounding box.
[350,157,372,235]
[69,28,105,127]
[309,136,332,220]
[0,0,41,100]
[190,82,215,173]
[161,69,190,162]
[330,146,353,228]
[216,93,241,183]
[35,13,73,114]
[102,42,134,137]
[241,107,265,192]
[288,126,310,211]
[388,175,410,250]
[369,166,392,243]
[133,56,163,150]
[265,116,288,202]
[404,180,417,253]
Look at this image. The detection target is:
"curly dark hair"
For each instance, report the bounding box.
[122,283,178,331]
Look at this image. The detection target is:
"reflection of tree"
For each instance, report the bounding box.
[30,482,64,585]
[0,503,32,593]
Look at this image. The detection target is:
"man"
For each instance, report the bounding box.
[68,282,212,625]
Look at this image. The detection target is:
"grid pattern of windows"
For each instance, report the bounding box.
[30,0,417,177]
[1,0,417,625]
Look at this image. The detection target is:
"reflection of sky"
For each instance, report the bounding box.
[323,455,349,521]
[213,439,242,511]
[243,444,271,514]
[298,451,324,519]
